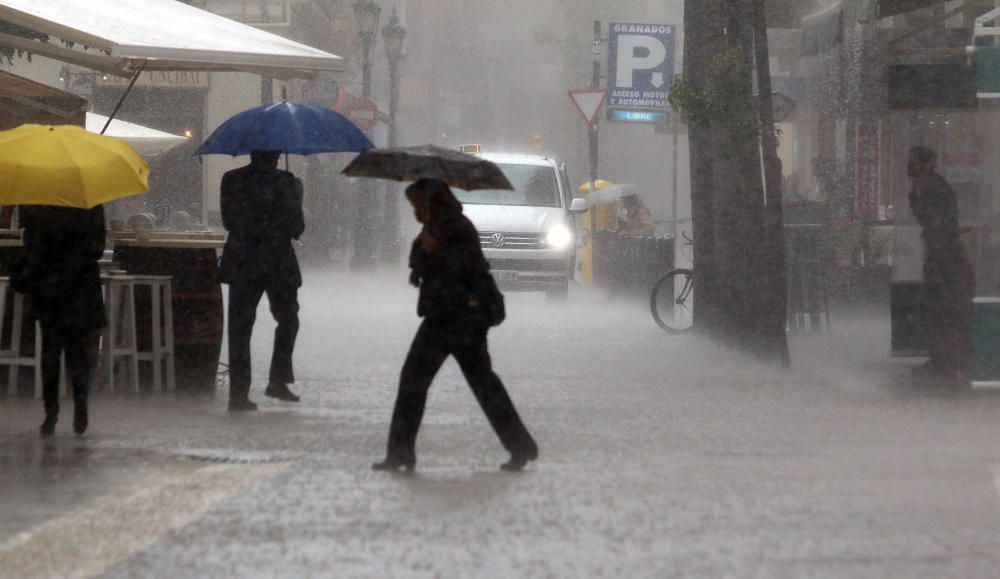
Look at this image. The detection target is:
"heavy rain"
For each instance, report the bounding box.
[0,0,998,576]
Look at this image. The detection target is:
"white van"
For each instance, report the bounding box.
[453,151,588,300]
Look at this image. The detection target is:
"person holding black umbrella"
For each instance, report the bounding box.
[372,178,539,472]
[219,150,304,411]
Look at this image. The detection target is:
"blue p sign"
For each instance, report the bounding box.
[608,22,675,110]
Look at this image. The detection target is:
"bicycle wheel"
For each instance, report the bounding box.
[650,268,694,333]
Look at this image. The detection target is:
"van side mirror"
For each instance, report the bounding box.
[569,198,588,213]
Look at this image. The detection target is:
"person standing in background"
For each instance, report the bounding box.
[619,193,655,238]
[219,150,305,411]
[907,146,972,379]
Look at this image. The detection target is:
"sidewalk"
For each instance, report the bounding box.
[1,269,997,577]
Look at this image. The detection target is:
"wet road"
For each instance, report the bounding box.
[1,265,999,577]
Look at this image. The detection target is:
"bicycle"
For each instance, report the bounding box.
[649,231,694,333]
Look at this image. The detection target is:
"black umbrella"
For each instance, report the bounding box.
[341,144,514,190]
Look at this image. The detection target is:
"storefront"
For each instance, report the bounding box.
[795,0,1000,383]
[0,0,345,224]
[0,0,346,392]
[872,1,1000,385]
[91,72,209,223]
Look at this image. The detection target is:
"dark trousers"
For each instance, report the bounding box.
[922,249,973,372]
[227,280,299,400]
[40,322,90,414]
[385,317,537,459]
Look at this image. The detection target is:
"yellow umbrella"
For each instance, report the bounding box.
[578,179,616,193]
[0,124,149,208]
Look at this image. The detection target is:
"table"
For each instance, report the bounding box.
[111,233,226,393]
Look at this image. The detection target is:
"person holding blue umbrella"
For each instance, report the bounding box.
[200,102,373,411]
[218,150,304,410]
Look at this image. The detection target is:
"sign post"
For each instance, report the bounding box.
[569,86,608,287]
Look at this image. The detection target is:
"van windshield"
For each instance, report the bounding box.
[453,164,561,208]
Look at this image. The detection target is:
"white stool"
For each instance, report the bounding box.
[131,275,175,392]
[100,274,139,393]
[0,277,67,398]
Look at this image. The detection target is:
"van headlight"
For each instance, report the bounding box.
[544,224,573,249]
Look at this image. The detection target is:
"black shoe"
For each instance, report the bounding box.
[264,383,300,402]
[228,398,258,412]
[73,401,88,435]
[501,444,539,472]
[372,454,416,472]
[39,414,57,437]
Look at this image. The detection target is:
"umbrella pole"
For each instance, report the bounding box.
[101,62,147,135]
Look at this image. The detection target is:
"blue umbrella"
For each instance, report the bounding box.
[196,101,374,156]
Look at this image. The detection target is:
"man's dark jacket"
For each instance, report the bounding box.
[409,211,494,322]
[219,164,305,287]
[909,171,960,284]
[14,205,107,330]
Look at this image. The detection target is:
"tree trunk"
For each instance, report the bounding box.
[714,0,763,348]
[683,0,726,335]
[679,0,790,365]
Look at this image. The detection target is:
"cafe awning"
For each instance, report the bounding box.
[0,0,345,80]
[86,113,189,157]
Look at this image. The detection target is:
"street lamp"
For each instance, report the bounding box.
[350,0,381,270]
[379,7,406,263]
[353,0,380,99]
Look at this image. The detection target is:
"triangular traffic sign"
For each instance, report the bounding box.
[569,89,608,124]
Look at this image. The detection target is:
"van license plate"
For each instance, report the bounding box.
[493,270,518,282]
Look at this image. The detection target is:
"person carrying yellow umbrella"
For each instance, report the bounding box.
[0,124,148,436]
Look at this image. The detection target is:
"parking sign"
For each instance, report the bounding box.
[607,22,675,113]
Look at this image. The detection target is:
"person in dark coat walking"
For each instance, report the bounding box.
[219,150,305,411]
[373,178,539,472]
[907,146,973,378]
[14,205,106,436]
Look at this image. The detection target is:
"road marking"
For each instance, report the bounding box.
[0,459,290,579]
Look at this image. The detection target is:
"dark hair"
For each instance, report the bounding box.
[405,178,462,218]
[250,150,282,165]
[909,146,937,167]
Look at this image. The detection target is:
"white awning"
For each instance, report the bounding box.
[86,113,189,158]
[0,0,344,79]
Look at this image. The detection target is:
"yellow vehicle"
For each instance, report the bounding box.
[577,180,637,286]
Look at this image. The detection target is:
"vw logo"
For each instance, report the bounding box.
[490,232,506,247]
